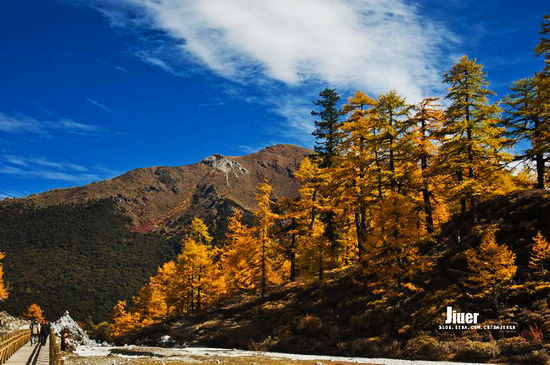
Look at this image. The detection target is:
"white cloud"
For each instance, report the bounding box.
[0,112,104,135]
[0,155,120,183]
[86,97,114,112]
[0,113,44,133]
[96,0,455,100]
[88,0,457,142]
[95,58,128,72]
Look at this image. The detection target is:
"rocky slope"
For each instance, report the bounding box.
[5,144,310,233]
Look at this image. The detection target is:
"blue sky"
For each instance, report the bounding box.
[0,0,547,198]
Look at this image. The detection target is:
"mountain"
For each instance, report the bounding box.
[0,144,312,321]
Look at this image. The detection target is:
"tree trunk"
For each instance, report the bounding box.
[290,228,296,281]
[261,234,266,300]
[535,119,546,189]
[536,153,546,189]
[457,169,466,215]
[420,159,434,234]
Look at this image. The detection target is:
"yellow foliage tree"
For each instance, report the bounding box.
[169,239,222,314]
[438,56,510,219]
[110,300,137,338]
[221,210,258,292]
[364,193,432,306]
[334,91,379,260]
[408,97,445,234]
[529,231,550,278]
[168,218,225,314]
[222,183,283,299]
[110,219,225,338]
[465,229,516,311]
[23,303,44,321]
[0,252,8,301]
[255,183,283,299]
[293,158,334,279]
[130,262,174,326]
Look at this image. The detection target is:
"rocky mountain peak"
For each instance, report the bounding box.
[202,154,248,176]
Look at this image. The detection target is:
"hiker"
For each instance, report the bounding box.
[30,319,41,345]
[39,319,50,345]
[60,332,75,352]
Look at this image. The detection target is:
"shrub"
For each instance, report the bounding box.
[507,350,550,365]
[295,314,322,336]
[521,324,544,346]
[248,335,278,351]
[404,335,447,361]
[89,321,110,343]
[497,337,531,356]
[453,341,498,362]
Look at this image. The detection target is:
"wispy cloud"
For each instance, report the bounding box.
[0,189,32,200]
[86,97,114,112]
[0,112,104,135]
[95,57,128,72]
[0,113,44,134]
[134,50,189,77]
[0,154,120,183]
[86,0,458,142]
[198,101,224,108]
[113,65,128,72]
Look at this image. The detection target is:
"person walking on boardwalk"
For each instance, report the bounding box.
[39,319,50,345]
[30,319,41,345]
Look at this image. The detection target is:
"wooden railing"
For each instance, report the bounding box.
[48,328,62,365]
[0,329,30,364]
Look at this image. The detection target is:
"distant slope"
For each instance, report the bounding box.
[0,199,178,322]
[0,144,311,321]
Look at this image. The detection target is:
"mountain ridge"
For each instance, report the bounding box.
[1,144,312,232]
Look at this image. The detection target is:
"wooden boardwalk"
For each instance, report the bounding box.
[4,339,50,365]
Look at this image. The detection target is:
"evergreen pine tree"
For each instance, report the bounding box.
[312,88,341,168]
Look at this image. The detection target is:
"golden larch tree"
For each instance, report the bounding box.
[23,303,44,321]
[364,193,432,306]
[0,252,8,301]
[529,231,550,278]
[408,98,445,234]
[465,229,516,311]
[255,182,283,299]
[223,183,284,298]
[221,210,259,293]
[439,56,510,219]
[335,91,379,260]
[168,218,225,314]
[110,300,137,338]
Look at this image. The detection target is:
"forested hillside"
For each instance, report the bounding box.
[0,199,179,321]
